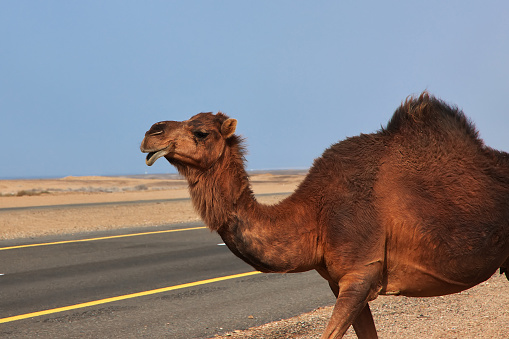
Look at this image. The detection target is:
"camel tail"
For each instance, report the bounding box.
[501,268,509,281]
[501,259,509,281]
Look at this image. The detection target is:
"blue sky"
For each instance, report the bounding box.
[1,1,508,179]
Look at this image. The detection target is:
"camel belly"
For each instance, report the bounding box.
[381,257,502,297]
[382,266,475,297]
[381,217,509,297]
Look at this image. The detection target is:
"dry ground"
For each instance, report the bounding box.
[1,172,508,338]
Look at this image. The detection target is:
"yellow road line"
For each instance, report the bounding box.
[0,226,207,251]
[0,271,261,324]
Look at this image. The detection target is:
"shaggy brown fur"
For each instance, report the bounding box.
[141,92,509,339]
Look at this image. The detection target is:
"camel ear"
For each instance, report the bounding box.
[221,118,237,138]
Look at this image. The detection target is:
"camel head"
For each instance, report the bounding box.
[140,112,237,170]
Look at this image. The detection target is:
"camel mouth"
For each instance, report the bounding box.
[143,144,174,166]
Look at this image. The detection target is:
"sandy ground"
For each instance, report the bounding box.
[1,172,508,338]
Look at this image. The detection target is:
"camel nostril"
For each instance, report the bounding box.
[149,130,164,136]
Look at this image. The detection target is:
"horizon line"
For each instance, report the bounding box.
[0,168,309,181]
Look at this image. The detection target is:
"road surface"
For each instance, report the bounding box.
[0,223,334,338]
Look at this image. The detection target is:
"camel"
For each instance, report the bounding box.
[140,92,509,339]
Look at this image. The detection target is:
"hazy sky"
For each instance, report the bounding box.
[1,1,508,179]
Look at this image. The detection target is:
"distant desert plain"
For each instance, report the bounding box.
[0,171,305,240]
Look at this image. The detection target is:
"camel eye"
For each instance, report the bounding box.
[193,131,209,140]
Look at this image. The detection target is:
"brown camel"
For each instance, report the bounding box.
[140,92,509,339]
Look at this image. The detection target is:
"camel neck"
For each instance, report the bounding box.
[182,145,322,273]
[183,143,254,231]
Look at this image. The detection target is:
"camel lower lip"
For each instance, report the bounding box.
[145,146,172,166]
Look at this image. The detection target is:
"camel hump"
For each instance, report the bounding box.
[384,91,480,142]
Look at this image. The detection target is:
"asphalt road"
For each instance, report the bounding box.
[0,223,334,338]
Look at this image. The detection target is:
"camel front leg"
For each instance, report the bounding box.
[352,304,377,339]
[327,281,377,338]
[321,265,381,339]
